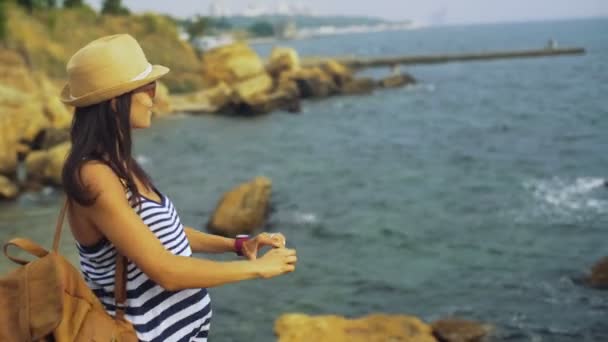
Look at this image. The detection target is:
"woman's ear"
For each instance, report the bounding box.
[110,98,118,112]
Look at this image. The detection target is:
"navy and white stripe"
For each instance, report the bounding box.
[77,186,212,342]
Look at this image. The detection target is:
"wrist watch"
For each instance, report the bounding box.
[234,235,250,256]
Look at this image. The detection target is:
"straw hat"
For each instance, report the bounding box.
[60,34,169,107]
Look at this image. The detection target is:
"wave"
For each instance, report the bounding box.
[272,210,319,225]
[523,177,608,213]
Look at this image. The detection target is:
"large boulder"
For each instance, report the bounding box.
[267,47,300,77]
[0,50,38,93]
[207,176,272,237]
[0,100,49,175]
[588,256,608,289]
[281,67,339,98]
[232,73,274,105]
[35,127,71,150]
[201,42,266,86]
[320,60,353,87]
[25,141,71,186]
[172,82,234,114]
[275,313,437,342]
[35,73,72,129]
[231,88,301,115]
[0,175,19,200]
[431,318,493,342]
[0,50,72,177]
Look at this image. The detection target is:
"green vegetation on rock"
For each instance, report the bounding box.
[0,1,7,42]
[101,0,129,16]
[248,20,274,37]
[62,0,84,8]
[3,4,202,92]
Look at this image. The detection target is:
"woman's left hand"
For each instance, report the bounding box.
[241,232,287,260]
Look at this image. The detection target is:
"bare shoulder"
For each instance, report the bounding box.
[78,160,127,207]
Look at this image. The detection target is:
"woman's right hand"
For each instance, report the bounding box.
[254,248,297,279]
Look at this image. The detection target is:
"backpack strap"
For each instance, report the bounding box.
[3,238,49,265]
[51,196,70,252]
[57,195,129,320]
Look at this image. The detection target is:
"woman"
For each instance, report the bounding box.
[60,34,297,342]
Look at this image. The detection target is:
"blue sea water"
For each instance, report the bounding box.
[1,18,607,341]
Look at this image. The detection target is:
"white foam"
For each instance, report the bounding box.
[292,212,318,224]
[524,177,607,213]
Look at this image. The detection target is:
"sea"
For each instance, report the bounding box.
[1,18,607,341]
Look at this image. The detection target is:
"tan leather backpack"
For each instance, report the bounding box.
[0,197,138,341]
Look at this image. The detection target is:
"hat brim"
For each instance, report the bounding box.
[60,64,170,107]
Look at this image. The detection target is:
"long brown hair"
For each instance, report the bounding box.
[61,90,154,208]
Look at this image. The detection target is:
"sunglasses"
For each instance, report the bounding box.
[133,81,157,99]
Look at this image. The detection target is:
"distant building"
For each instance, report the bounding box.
[193,35,234,52]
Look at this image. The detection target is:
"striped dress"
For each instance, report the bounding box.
[76,185,212,342]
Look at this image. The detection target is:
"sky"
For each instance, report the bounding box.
[87,0,608,25]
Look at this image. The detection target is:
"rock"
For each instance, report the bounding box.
[171,82,233,114]
[0,112,20,175]
[431,318,492,342]
[0,49,38,93]
[267,47,300,77]
[201,42,266,86]
[0,102,48,174]
[207,176,272,237]
[282,67,339,98]
[320,60,353,87]
[0,82,29,107]
[588,256,608,289]
[33,127,70,150]
[378,73,417,88]
[232,89,301,115]
[0,50,71,177]
[43,95,72,129]
[274,313,437,342]
[340,78,376,95]
[35,73,72,129]
[232,73,274,105]
[25,141,70,185]
[0,175,19,200]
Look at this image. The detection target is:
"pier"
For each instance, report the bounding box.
[302,47,586,69]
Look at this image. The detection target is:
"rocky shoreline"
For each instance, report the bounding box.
[171,42,416,116]
[0,41,415,201]
[275,314,492,342]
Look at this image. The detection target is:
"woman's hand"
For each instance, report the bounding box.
[254,247,297,279]
[241,232,287,260]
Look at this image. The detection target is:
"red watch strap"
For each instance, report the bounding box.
[234,235,249,256]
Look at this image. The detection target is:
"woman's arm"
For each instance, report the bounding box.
[183,227,286,256]
[183,227,235,254]
[75,162,297,291]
